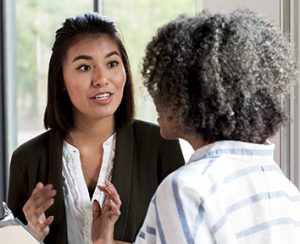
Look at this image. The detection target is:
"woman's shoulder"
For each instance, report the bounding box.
[12,130,54,155]
[130,119,182,148]
[132,119,160,132]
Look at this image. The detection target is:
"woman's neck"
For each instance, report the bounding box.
[67,116,115,148]
[182,133,208,151]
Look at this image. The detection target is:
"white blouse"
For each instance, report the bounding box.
[62,133,116,244]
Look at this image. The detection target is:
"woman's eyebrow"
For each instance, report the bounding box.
[72,51,120,62]
[105,50,120,58]
[72,55,93,62]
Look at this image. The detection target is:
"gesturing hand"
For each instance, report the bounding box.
[23,182,56,241]
[92,180,122,244]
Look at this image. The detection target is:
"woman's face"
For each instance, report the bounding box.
[62,34,126,123]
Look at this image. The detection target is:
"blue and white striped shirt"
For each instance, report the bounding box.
[135,140,300,244]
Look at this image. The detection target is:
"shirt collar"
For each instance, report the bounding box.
[188,140,275,164]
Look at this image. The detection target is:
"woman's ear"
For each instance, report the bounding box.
[165,108,175,121]
[167,114,174,121]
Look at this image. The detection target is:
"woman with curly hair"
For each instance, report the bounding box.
[93,9,300,244]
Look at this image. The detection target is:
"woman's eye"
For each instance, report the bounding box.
[77,65,91,71]
[107,60,119,68]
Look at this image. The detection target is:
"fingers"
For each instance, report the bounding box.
[28,215,54,241]
[98,180,122,207]
[23,182,56,240]
[108,199,121,216]
[97,180,121,221]
[38,215,54,231]
[31,182,44,195]
[92,181,121,242]
[23,183,56,223]
[92,200,101,220]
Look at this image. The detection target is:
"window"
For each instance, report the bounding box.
[2,0,94,202]
[14,1,93,145]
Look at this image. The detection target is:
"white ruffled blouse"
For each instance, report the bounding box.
[62,133,116,244]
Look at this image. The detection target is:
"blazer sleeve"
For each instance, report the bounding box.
[7,151,29,224]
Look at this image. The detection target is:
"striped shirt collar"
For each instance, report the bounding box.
[188,140,275,164]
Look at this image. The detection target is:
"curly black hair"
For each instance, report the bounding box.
[142,9,297,143]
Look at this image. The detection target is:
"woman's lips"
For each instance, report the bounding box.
[91,92,113,105]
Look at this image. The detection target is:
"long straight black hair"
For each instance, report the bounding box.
[44,13,135,132]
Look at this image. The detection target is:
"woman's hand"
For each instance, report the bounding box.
[23,182,56,241]
[92,180,122,244]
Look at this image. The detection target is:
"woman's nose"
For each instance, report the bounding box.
[91,68,109,87]
[91,79,109,87]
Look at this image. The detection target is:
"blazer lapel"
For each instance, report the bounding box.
[47,130,65,222]
[111,123,134,239]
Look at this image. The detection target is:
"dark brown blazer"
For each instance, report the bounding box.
[7,120,184,243]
